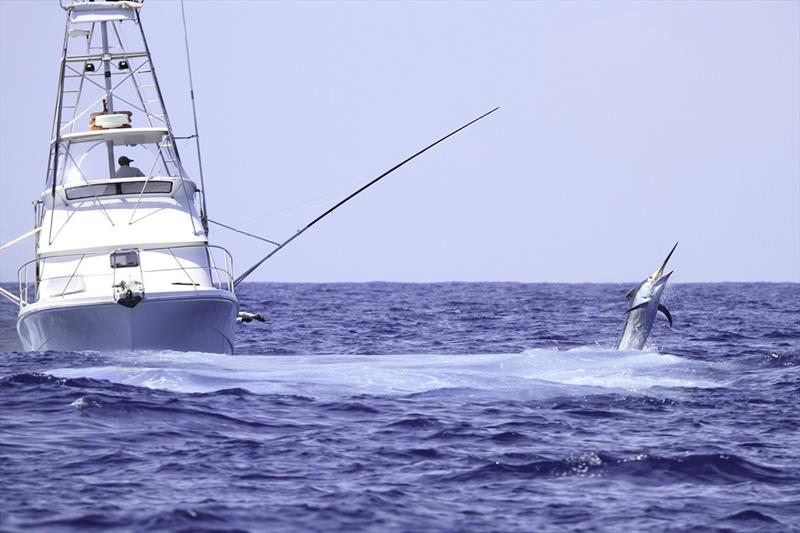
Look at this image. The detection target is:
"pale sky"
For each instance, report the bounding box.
[1,0,798,283]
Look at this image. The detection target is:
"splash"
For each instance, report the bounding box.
[47,347,721,399]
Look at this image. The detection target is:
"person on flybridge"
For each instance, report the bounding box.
[115,156,144,178]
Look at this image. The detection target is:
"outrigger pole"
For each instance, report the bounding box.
[233,107,499,287]
[179,0,209,232]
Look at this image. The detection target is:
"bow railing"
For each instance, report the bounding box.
[17,243,233,307]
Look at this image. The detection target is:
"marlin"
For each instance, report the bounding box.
[617,242,678,350]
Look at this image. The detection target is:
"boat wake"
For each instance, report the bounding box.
[47,347,723,399]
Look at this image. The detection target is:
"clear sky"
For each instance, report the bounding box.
[1,0,798,283]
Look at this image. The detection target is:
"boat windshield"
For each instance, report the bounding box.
[65,180,173,200]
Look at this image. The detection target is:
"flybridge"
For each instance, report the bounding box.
[42,0,209,252]
[49,0,194,199]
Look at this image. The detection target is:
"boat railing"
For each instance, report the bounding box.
[17,244,234,307]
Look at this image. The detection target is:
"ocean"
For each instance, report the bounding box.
[1,282,798,532]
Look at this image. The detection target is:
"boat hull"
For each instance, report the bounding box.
[17,293,238,354]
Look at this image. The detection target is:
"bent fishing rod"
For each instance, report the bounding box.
[233,106,499,287]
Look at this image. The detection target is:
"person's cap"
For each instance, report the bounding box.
[118,156,134,165]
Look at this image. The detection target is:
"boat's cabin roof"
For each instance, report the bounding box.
[67,1,143,24]
[56,127,168,147]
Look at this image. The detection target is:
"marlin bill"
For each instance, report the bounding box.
[617,243,678,351]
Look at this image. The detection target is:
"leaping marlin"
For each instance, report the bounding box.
[617,243,678,351]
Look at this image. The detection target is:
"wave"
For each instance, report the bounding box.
[437,451,794,485]
[44,347,723,399]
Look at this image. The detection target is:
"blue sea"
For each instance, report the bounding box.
[1,282,798,532]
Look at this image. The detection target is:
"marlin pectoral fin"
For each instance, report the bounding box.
[658,304,673,327]
[625,286,637,300]
[625,302,649,314]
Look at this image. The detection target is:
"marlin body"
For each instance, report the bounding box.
[617,243,678,351]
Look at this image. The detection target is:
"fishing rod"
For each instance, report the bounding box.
[233,106,499,287]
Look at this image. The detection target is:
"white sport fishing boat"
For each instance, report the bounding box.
[1,1,238,353]
[0,1,497,354]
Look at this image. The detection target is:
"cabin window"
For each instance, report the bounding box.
[110,250,140,269]
[120,181,172,195]
[66,180,172,200]
[66,183,117,199]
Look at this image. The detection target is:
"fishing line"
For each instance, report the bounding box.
[236,177,378,226]
[207,219,281,247]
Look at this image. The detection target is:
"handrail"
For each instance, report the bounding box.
[15,243,234,307]
[16,243,233,273]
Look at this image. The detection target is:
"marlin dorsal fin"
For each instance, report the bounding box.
[625,286,637,300]
[658,304,673,327]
